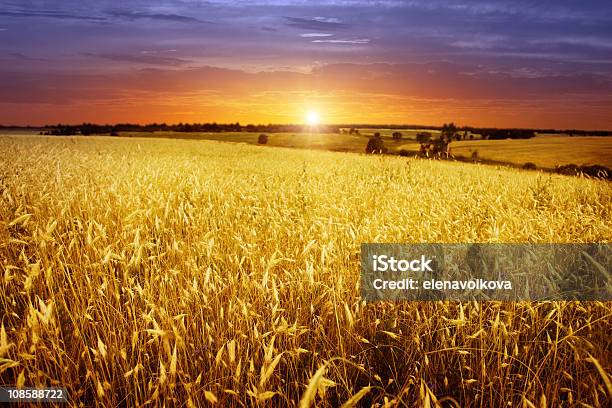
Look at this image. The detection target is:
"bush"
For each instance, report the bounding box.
[471,150,479,161]
[523,162,537,170]
[555,164,580,176]
[392,132,402,141]
[398,149,411,157]
[110,131,119,137]
[416,132,431,144]
[366,135,385,154]
[555,164,610,179]
[258,134,268,144]
[580,165,610,179]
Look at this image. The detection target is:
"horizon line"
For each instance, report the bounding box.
[1,122,611,133]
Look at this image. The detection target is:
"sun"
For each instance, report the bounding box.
[306,110,320,126]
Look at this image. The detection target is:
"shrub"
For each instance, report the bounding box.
[471,150,479,161]
[580,165,610,179]
[555,164,610,179]
[398,149,411,157]
[555,164,580,176]
[110,131,119,137]
[258,134,268,144]
[416,132,431,144]
[523,162,537,170]
[366,135,385,154]
[392,132,402,141]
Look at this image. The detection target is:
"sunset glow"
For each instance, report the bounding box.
[306,111,320,126]
[0,1,611,129]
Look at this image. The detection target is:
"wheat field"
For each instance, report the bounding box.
[1,135,610,407]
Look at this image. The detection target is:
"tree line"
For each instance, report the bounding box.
[36,123,343,136]
[2,122,609,137]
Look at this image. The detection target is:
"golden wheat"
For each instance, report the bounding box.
[0,135,610,407]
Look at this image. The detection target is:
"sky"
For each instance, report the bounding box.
[1,0,612,129]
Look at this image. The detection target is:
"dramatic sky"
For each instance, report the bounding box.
[1,0,612,128]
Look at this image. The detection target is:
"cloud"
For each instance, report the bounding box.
[0,9,105,21]
[82,53,191,66]
[300,33,333,38]
[107,10,210,24]
[312,17,341,23]
[284,16,347,30]
[1,1,611,128]
[312,39,370,44]
[7,53,48,62]
[1,62,611,128]
[311,62,612,101]
[140,49,177,54]
[530,36,612,51]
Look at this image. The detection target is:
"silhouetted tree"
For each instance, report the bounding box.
[523,162,537,170]
[441,122,458,143]
[366,135,385,154]
[416,132,431,144]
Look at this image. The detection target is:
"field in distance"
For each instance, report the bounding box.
[444,135,612,168]
[115,130,611,170]
[1,134,610,406]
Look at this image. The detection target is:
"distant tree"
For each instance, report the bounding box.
[555,164,580,176]
[555,164,610,180]
[392,131,402,141]
[440,122,458,143]
[398,149,412,157]
[417,126,453,158]
[523,162,537,170]
[79,123,92,136]
[366,134,385,154]
[485,129,536,140]
[416,132,431,144]
[258,134,268,144]
[581,165,610,179]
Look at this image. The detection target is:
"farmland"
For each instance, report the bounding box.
[120,131,372,153]
[447,135,612,169]
[115,130,612,170]
[0,135,611,407]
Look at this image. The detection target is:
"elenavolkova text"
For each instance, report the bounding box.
[372,279,513,290]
